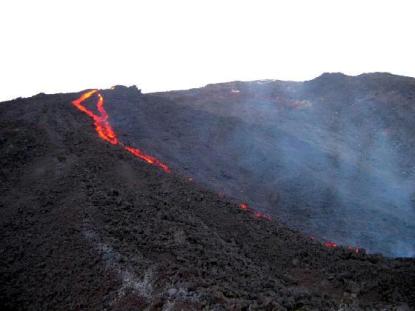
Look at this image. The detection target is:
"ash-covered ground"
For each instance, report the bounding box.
[0,75,414,310]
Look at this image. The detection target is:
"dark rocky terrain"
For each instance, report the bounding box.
[108,73,415,257]
[0,74,414,310]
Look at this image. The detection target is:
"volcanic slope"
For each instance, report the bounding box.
[0,87,414,310]
[131,73,415,257]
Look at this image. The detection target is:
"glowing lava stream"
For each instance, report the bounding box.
[73,89,359,254]
[239,202,272,221]
[72,90,171,173]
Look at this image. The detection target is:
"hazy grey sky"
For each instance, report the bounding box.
[1,0,414,101]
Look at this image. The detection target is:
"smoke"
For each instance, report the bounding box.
[107,75,415,257]
[226,74,415,257]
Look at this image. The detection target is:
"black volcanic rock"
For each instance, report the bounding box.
[146,73,415,258]
[112,85,142,97]
[0,76,414,310]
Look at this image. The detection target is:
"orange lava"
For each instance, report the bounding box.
[239,202,272,221]
[323,241,337,248]
[323,240,361,253]
[72,90,170,173]
[124,146,170,173]
[254,211,272,221]
[73,90,360,254]
[239,203,249,210]
[72,90,118,145]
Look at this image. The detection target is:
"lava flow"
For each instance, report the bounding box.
[323,241,337,248]
[239,202,272,221]
[72,90,118,145]
[73,89,359,254]
[323,241,361,253]
[124,146,170,173]
[72,90,170,173]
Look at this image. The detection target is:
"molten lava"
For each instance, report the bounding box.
[323,241,337,248]
[72,90,118,145]
[239,203,249,210]
[254,211,272,221]
[72,89,360,254]
[124,146,170,173]
[239,202,272,221]
[323,241,361,253]
[72,90,170,173]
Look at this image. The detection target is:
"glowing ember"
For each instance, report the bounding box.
[323,241,361,254]
[238,202,272,221]
[254,211,272,221]
[323,241,337,248]
[239,203,249,210]
[72,90,170,173]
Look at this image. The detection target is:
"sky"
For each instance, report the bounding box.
[0,0,414,101]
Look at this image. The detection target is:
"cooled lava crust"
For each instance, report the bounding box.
[0,85,414,310]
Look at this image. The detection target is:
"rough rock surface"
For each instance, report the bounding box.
[111,74,415,257]
[0,86,414,310]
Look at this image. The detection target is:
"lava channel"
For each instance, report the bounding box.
[73,89,360,254]
[72,90,171,173]
[239,202,272,221]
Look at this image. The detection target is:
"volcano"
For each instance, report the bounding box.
[0,74,414,310]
